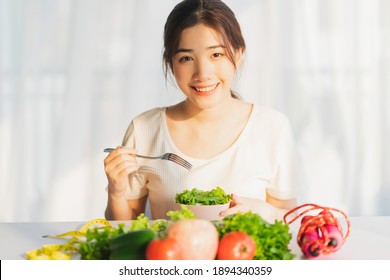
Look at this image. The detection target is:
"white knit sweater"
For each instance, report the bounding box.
[121,104,300,219]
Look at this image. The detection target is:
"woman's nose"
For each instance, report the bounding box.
[193,58,213,81]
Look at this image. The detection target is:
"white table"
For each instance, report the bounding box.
[1,217,389,260]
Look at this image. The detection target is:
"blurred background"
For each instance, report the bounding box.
[0,0,389,222]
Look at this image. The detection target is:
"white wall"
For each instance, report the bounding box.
[1,0,389,221]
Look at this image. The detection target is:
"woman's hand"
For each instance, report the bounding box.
[220,194,288,223]
[104,146,139,198]
[220,194,264,216]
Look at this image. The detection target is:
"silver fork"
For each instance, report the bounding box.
[103,148,192,170]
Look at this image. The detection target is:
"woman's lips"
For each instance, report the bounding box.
[191,83,219,96]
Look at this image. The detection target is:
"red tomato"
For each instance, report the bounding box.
[217,231,256,260]
[145,238,183,260]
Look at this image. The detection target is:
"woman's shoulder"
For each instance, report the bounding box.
[122,107,167,147]
[132,107,166,123]
[123,107,166,144]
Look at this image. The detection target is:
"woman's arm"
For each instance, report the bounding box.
[103,146,146,220]
[105,195,147,220]
[220,193,296,223]
[266,193,297,212]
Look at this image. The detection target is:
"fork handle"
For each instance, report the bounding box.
[134,154,160,159]
[103,148,160,159]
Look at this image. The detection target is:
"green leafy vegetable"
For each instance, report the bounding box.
[167,205,195,221]
[79,224,127,260]
[129,213,150,231]
[149,219,170,239]
[175,187,231,205]
[213,211,294,260]
[76,207,196,259]
[78,214,153,260]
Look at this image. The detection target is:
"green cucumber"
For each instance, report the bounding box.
[109,229,156,260]
[109,244,149,260]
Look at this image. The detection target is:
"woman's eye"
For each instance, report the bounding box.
[212,53,223,58]
[179,56,193,63]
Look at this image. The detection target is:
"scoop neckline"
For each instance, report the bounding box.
[161,103,257,163]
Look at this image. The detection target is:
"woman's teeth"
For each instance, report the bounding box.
[194,84,217,92]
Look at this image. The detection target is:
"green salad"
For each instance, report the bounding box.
[175,186,231,205]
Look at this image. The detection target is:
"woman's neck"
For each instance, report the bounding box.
[181,97,237,123]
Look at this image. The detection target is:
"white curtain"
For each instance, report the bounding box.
[1,0,389,222]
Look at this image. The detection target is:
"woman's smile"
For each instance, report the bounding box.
[191,82,220,96]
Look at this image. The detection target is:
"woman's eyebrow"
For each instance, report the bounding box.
[175,48,192,54]
[208,44,226,50]
[175,45,226,54]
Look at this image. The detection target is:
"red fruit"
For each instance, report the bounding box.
[300,230,321,258]
[217,231,256,260]
[145,238,183,260]
[323,225,343,252]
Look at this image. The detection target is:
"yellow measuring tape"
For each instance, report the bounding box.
[42,218,112,239]
[26,218,112,260]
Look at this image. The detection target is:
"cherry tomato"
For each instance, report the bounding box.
[217,231,256,260]
[145,238,183,260]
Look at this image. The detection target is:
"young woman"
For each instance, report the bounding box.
[104,0,300,222]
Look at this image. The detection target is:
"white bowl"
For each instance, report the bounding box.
[174,202,230,220]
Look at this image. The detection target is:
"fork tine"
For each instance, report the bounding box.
[179,161,192,170]
[172,159,192,169]
[167,153,188,163]
[168,154,193,169]
[163,153,192,170]
[161,157,191,170]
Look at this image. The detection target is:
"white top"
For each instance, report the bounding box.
[122,104,300,219]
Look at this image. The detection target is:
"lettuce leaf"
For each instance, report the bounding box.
[175,187,231,205]
[213,211,294,260]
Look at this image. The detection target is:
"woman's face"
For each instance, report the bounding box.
[172,24,240,110]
